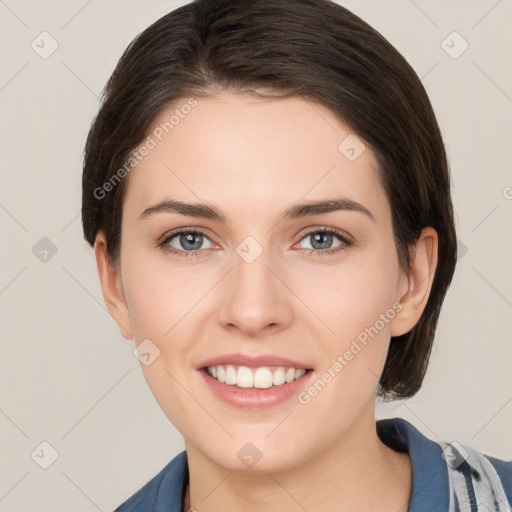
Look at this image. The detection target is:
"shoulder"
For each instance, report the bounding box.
[487,454,512,503]
[377,417,512,511]
[113,451,188,512]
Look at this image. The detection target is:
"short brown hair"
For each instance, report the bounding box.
[82,0,458,400]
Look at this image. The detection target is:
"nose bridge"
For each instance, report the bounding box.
[217,234,293,334]
[232,236,278,308]
[234,238,273,296]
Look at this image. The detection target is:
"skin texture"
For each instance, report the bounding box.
[94,92,438,511]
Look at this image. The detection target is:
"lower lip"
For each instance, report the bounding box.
[199,369,314,410]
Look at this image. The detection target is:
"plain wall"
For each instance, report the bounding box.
[0,1,511,510]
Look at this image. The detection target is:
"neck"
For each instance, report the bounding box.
[184,405,412,512]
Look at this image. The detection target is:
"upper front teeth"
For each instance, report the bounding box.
[207,365,307,388]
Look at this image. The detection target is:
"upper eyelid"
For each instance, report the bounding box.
[300,226,351,239]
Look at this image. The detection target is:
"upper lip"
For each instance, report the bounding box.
[197,353,313,370]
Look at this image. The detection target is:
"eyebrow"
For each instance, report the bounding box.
[138,197,375,224]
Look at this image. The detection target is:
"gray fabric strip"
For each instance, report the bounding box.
[439,441,511,512]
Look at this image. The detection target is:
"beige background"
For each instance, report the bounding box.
[0,0,511,510]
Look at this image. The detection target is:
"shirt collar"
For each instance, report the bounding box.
[377,417,450,512]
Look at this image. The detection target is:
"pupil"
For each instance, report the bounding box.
[181,233,202,250]
[312,233,332,250]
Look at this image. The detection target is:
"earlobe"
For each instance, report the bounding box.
[94,231,134,340]
[390,227,438,337]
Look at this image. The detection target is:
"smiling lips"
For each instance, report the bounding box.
[198,353,313,407]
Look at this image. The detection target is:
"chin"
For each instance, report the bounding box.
[189,427,313,474]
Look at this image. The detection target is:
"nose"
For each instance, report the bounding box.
[216,244,294,338]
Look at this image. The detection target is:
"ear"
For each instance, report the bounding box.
[390,227,438,337]
[94,231,134,340]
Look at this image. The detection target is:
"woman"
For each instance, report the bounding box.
[81,0,511,510]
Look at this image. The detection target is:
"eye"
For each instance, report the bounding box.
[157,227,353,258]
[157,228,215,257]
[296,228,352,256]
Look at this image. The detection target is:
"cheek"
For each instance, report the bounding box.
[304,243,401,347]
[297,268,401,422]
[121,254,209,428]
[298,243,402,410]
[121,246,214,340]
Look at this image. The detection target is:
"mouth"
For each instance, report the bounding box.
[197,354,315,409]
[197,353,315,409]
[202,364,312,389]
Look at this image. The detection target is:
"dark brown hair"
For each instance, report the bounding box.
[82,0,457,400]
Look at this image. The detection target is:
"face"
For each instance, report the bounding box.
[111,92,414,472]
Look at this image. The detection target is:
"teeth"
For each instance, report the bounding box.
[225,365,237,385]
[206,365,308,388]
[273,367,286,386]
[237,366,254,388]
[295,369,306,379]
[285,368,295,383]
[254,368,273,388]
[217,365,226,383]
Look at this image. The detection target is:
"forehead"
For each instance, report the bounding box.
[123,92,388,224]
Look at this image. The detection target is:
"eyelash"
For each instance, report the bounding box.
[156,227,353,258]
